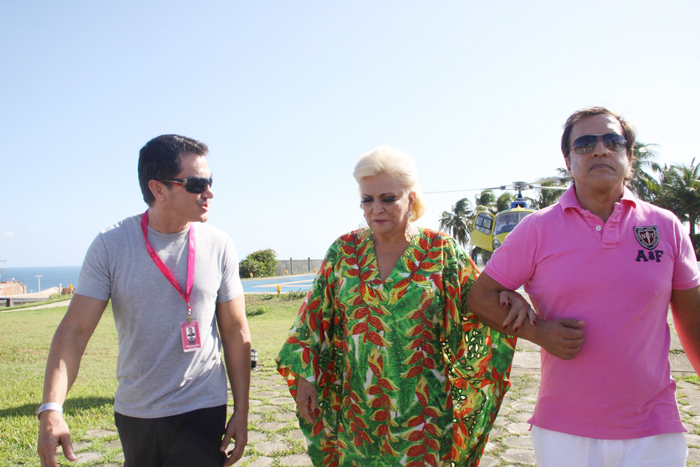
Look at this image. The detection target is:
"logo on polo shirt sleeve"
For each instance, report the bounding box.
[634,225,664,262]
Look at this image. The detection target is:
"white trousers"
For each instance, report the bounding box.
[530,426,688,467]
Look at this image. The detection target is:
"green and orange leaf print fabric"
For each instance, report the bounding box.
[276,228,516,466]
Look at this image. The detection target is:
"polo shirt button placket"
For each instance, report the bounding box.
[602,221,620,248]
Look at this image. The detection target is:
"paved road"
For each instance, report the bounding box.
[242,274,315,294]
[1,297,73,313]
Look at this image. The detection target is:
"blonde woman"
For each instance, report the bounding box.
[278,146,532,466]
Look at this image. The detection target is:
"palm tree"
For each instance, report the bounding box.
[653,163,676,212]
[628,142,661,202]
[472,189,511,217]
[439,198,473,248]
[475,190,496,210]
[496,193,514,212]
[555,167,573,186]
[656,158,700,237]
[529,176,569,210]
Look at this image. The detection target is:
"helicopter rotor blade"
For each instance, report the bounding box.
[424,185,507,194]
[527,184,568,191]
[424,188,488,194]
[424,180,570,195]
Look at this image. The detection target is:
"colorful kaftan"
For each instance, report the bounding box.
[276,228,516,466]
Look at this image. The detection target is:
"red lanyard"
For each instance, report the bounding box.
[141,211,196,320]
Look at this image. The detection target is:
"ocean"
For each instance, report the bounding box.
[1,266,82,293]
[0,266,316,294]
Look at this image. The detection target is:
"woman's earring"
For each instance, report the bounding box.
[405,211,415,242]
[358,218,370,241]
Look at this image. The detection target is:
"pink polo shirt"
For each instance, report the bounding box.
[485,186,700,439]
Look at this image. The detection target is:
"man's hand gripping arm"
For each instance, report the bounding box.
[467,272,585,360]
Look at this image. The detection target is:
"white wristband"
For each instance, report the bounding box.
[37,402,63,419]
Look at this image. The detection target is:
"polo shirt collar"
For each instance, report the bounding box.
[559,185,638,212]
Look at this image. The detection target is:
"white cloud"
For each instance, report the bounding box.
[0,232,17,238]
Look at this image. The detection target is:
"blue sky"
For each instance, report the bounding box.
[1,1,699,267]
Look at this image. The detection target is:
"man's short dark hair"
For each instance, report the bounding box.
[138,135,209,206]
[561,107,637,160]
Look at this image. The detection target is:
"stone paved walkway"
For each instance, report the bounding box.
[64,317,700,466]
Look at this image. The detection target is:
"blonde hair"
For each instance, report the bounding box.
[353,146,426,221]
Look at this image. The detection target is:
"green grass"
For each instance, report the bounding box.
[246,294,303,368]
[0,303,120,466]
[0,294,304,467]
[679,374,700,386]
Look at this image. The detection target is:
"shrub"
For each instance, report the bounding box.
[282,289,308,301]
[240,249,278,278]
[247,305,269,317]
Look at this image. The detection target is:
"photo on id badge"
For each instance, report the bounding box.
[180,321,202,352]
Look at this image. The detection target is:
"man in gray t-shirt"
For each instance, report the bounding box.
[38,135,250,467]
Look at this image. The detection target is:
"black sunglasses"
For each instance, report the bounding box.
[164,176,213,194]
[571,133,627,155]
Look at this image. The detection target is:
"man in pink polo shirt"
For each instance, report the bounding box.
[467,107,700,466]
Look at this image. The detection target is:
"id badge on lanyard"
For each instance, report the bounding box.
[141,211,202,353]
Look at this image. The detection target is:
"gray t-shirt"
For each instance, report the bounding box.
[77,213,243,418]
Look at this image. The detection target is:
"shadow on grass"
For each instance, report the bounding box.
[0,396,114,418]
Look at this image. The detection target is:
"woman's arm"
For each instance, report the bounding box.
[467,272,585,360]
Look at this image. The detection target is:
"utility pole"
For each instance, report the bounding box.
[35,275,43,292]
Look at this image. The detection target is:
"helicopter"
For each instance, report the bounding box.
[469,181,567,252]
[447,181,567,252]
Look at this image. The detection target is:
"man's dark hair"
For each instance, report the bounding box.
[138,135,209,206]
[561,107,637,160]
